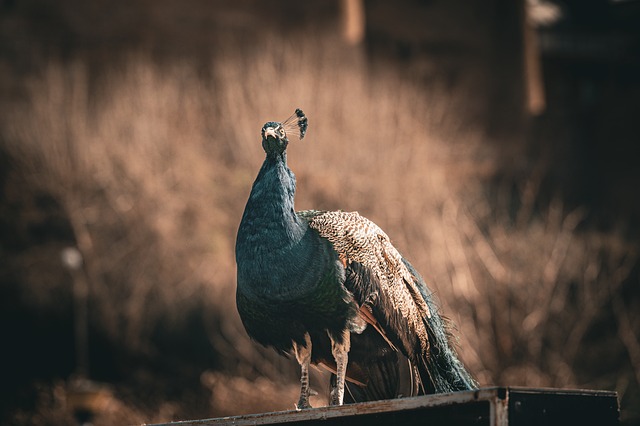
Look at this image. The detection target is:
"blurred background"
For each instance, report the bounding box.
[0,0,639,424]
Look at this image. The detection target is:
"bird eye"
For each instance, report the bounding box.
[279,128,285,137]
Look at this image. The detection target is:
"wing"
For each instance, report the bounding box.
[299,210,431,361]
[298,210,476,395]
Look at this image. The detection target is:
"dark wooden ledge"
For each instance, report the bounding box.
[145,387,619,426]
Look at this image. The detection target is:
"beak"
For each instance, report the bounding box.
[264,127,277,139]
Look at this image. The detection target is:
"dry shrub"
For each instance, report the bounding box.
[2,31,638,423]
[430,189,637,387]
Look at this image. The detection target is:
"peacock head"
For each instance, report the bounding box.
[261,108,308,156]
[261,121,288,155]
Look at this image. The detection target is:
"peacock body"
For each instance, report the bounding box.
[235,109,475,409]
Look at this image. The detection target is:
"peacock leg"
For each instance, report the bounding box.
[329,329,350,405]
[292,333,313,410]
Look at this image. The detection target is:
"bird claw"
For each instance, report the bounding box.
[294,387,317,409]
[329,389,342,406]
[295,399,312,410]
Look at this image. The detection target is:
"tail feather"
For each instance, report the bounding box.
[337,341,418,403]
[338,258,475,402]
[403,258,477,393]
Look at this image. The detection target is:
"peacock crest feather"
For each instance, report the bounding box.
[282,108,308,140]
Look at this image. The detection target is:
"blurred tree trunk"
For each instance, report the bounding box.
[486,0,527,144]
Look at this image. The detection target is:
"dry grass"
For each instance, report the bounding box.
[2,31,638,423]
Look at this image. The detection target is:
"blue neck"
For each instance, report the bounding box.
[236,153,320,298]
[237,153,306,250]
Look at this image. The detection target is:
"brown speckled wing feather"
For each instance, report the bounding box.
[299,210,431,360]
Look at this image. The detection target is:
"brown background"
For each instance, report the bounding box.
[0,0,639,424]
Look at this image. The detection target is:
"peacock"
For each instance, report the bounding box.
[235,109,476,409]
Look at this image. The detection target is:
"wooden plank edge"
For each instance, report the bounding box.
[142,387,618,426]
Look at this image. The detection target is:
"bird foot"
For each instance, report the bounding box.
[329,389,342,406]
[295,398,312,410]
[295,387,317,410]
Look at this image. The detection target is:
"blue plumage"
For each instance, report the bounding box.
[235,110,476,408]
